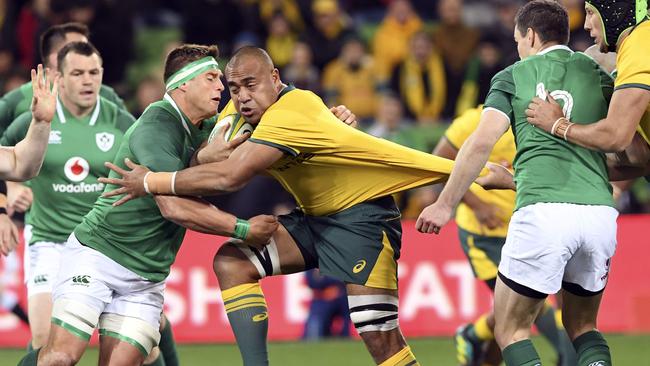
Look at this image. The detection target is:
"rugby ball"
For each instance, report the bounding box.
[208,113,255,143]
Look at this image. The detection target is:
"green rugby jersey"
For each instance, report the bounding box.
[0,97,134,244]
[0,82,126,134]
[74,96,214,282]
[484,46,614,211]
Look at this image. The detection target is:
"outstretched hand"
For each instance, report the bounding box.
[98,158,150,206]
[31,64,59,124]
[245,214,279,249]
[525,94,564,133]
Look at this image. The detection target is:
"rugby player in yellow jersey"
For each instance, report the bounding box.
[101,46,465,366]
[436,107,575,366]
[526,0,650,159]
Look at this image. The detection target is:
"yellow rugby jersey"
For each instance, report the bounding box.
[615,20,650,144]
[249,87,457,216]
[445,107,516,237]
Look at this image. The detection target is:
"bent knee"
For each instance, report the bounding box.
[31,329,50,349]
[213,243,259,284]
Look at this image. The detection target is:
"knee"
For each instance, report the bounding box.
[212,244,242,278]
[562,314,596,341]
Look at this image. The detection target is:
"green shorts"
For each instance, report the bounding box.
[457,227,504,284]
[279,196,402,290]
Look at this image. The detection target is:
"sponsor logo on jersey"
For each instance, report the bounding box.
[353,260,367,273]
[71,275,91,286]
[64,157,90,182]
[52,182,105,193]
[96,132,115,152]
[49,130,62,144]
[53,157,104,193]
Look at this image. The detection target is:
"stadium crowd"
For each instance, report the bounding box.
[3,0,648,217]
[1,1,650,366]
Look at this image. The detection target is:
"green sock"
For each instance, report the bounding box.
[534,306,577,365]
[502,339,541,366]
[144,352,166,366]
[573,330,611,366]
[159,314,179,366]
[17,348,40,366]
[26,339,33,352]
[222,283,269,366]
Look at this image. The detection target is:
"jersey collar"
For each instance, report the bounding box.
[56,96,101,126]
[536,45,574,56]
[163,93,193,137]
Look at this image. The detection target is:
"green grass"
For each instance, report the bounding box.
[3,334,649,365]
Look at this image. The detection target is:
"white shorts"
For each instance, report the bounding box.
[499,202,618,296]
[53,233,165,332]
[23,225,66,297]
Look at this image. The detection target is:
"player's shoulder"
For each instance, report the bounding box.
[272,86,324,114]
[627,20,650,46]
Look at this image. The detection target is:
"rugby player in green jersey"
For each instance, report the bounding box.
[17,44,278,366]
[1,41,138,359]
[0,23,125,134]
[418,2,618,365]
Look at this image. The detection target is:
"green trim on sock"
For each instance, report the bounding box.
[502,339,541,366]
[99,329,148,356]
[51,317,91,341]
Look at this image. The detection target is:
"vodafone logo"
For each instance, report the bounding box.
[64,157,90,182]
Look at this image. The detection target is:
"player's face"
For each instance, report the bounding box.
[46,32,88,69]
[185,69,224,119]
[59,52,103,110]
[584,5,607,52]
[227,58,282,125]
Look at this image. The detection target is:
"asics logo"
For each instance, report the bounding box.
[353,260,367,273]
[252,312,268,322]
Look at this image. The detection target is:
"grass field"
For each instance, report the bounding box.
[2,334,649,365]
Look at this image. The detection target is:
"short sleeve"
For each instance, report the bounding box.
[129,108,185,172]
[615,29,650,91]
[484,67,515,122]
[0,111,31,147]
[249,108,302,157]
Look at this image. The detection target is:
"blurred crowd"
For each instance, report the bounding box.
[1,0,648,216]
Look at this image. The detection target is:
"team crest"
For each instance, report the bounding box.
[96,132,115,152]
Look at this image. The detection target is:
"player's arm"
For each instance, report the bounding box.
[154,195,278,247]
[433,137,504,230]
[416,109,510,234]
[0,65,58,181]
[100,140,284,205]
[527,88,650,152]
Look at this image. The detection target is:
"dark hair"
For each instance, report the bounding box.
[163,44,220,82]
[515,0,569,45]
[57,42,102,72]
[40,23,89,65]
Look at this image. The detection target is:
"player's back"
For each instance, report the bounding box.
[490,46,614,210]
